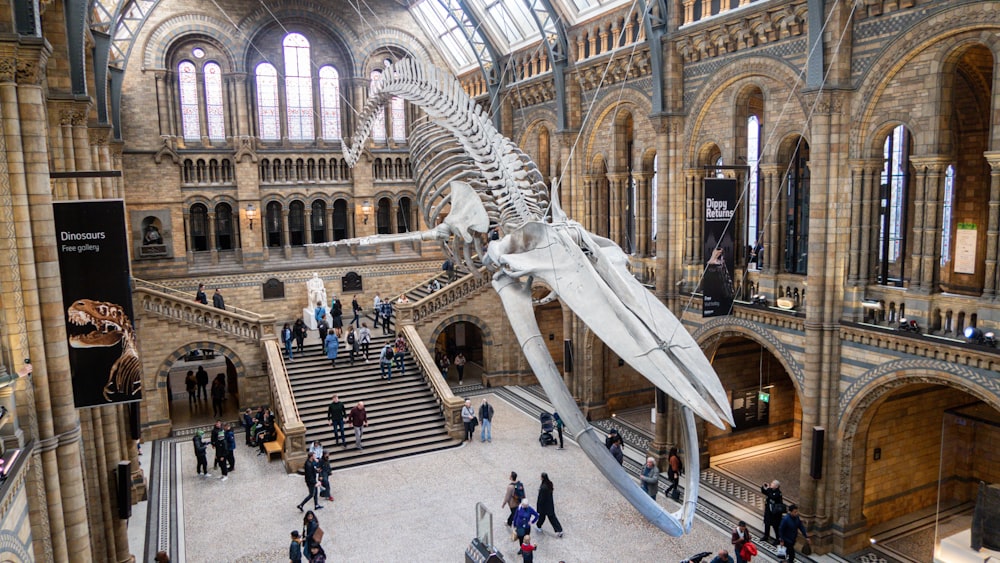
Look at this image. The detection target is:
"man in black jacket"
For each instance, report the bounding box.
[209,420,229,481]
[296,452,323,512]
[326,394,347,448]
[196,365,209,401]
[192,430,210,477]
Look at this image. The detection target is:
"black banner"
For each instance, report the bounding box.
[702,178,737,317]
[54,200,142,408]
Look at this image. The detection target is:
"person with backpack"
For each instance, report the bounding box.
[664,447,683,500]
[378,343,394,381]
[192,430,210,478]
[501,471,524,527]
[346,326,359,365]
[358,323,372,362]
[760,479,785,544]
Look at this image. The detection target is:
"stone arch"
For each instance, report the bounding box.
[354,27,437,72]
[155,341,248,397]
[582,89,653,163]
[236,0,359,74]
[184,195,212,208]
[850,3,1000,157]
[517,113,559,147]
[834,359,1000,525]
[697,141,723,167]
[690,316,805,394]
[773,132,810,165]
[142,14,243,71]
[427,313,496,374]
[640,147,657,173]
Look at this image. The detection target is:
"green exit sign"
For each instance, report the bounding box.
[758,392,770,403]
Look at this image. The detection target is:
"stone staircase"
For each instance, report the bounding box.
[286,315,461,469]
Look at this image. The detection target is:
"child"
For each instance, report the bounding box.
[520,535,536,563]
[289,530,302,563]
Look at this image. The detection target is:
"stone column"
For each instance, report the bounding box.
[57,108,77,198]
[207,211,218,264]
[324,206,333,243]
[906,160,929,289]
[154,71,171,136]
[183,208,193,264]
[759,164,783,274]
[282,209,291,259]
[685,169,706,289]
[914,157,949,293]
[304,209,314,258]
[984,152,1000,299]
[635,172,652,256]
[608,173,627,246]
[71,108,94,198]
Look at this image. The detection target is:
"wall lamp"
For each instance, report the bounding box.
[361,200,373,225]
[246,204,257,230]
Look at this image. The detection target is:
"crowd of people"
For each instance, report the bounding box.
[500,470,565,562]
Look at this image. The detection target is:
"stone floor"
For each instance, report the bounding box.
[154,392,742,562]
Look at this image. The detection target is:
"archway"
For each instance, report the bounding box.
[432,320,485,388]
[159,342,248,431]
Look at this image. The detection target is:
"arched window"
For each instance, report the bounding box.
[878,125,911,285]
[204,62,225,141]
[650,154,658,246]
[746,115,761,256]
[784,139,810,274]
[397,197,413,233]
[370,69,387,142]
[311,201,327,243]
[391,96,406,142]
[289,201,305,245]
[189,203,208,251]
[320,66,342,141]
[376,197,392,234]
[940,164,955,267]
[266,201,283,247]
[715,155,725,178]
[178,61,200,141]
[256,63,280,141]
[215,203,234,250]
[333,200,349,240]
[283,33,314,141]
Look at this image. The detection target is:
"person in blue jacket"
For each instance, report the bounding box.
[324,330,339,368]
[778,504,811,562]
[512,498,539,548]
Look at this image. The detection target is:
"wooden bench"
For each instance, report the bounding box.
[263,425,285,461]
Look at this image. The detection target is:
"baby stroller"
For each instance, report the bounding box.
[539,412,558,447]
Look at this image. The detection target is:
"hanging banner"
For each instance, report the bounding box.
[702,178,737,317]
[54,200,142,408]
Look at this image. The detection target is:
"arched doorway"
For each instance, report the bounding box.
[433,321,485,387]
[162,344,244,430]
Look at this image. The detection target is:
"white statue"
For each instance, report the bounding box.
[316,59,734,537]
[306,273,327,310]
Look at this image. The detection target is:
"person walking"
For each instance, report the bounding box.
[293,319,307,354]
[195,283,208,304]
[192,430,210,477]
[378,342,394,381]
[438,353,450,379]
[302,510,320,556]
[479,398,494,442]
[501,472,523,527]
[196,365,209,401]
[324,330,339,368]
[760,479,785,544]
[534,472,564,537]
[351,295,362,327]
[610,437,624,465]
[346,326,359,365]
[512,499,539,547]
[330,298,343,337]
[282,323,295,361]
[379,300,393,335]
[372,294,382,328]
[553,412,565,449]
[778,504,811,562]
[210,420,229,481]
[454,352,466,384]
[639,457,659,499]
[185,370,197,406]
[461,399,476,442]
[359,323,372,361]
[317,318,329,352]
[732,520,752,563]
[664,447,683,500]
[289,530,303,563]
[212,288,225,310]
[519,535,536,563]
[326,394,347,448]
[318,452,333,501]
[296,452,323,512]
[347,401,368,450]
[393,334,407,378]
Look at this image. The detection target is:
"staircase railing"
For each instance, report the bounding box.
[263,339,307,472]
[400,324,465,440]
[396,267,492,325]
[133,278,275,344]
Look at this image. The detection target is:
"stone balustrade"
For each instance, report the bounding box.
[400,324,466,440]
[263,339,308,473]
[395,268,492,326]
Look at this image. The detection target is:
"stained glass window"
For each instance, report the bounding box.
[370,69,386,142]
[746,115,760,255]
[319,66,342,141]
[941,165,955,266]
[178,61,200,141]
[391,96,405,142]
[284,33,314,141]
[204,62,225,141]
[256,63,280,141]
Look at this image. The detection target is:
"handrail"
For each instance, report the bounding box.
[263,339,307,472]
[395,267,492,326]
[133,277,261,318]
[400,324,465,440]
[133,283,275,344]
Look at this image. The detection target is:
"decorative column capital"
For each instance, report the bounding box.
[983,151,1000,170]
[908,154,952,173]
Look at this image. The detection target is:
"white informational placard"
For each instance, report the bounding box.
[954,223,978,274]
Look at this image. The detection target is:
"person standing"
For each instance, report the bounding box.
[347,401,368,449]
[282,323,295,361]
[479,398,494,442]
[330,298,343,337]
[778,504,810,562]
[314,301,327,325]
[346,326,359,365]
[378,343,394,381]
[438,353,450,379]
[185,370,198,406]
[317,318,329,352]
[289,530,303,563]
[501,472,522,527]
[242,408,255,446]
[196,365,209,401]
[212,288,225,310]
[461,399,476,442]
[318,452,333,502]
[324,330,339,368]
[192,430,210,477]
[293,319,307,354]
[358,323,372,361]
[553,412,565,449]
[210,420,229,481]
[302,510,320,556]
[393,334,407,378]
[610,437,624,465]
[296,452,323,512]
[372,294,382,328]
[512,499,539,547]
[223,423,237,472]
[709,550,734,563]
[534,472,564,537]
[351,296,362,327]
[639,457,659,499]
[454,352,467,384]
[732,520,752,563]
[760,479,785,544]
[380,300,393,335]
[326,394,347,448]
[664,447,683,500]
[210,374,226,418]
[195,283,208,304]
